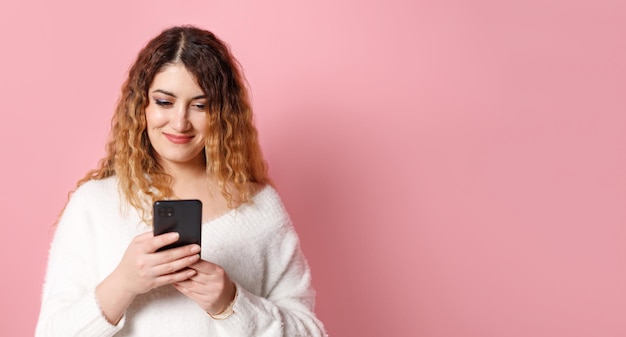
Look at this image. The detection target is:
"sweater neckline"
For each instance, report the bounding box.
[201,184,271,225]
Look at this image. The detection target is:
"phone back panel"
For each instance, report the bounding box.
[153,199,202,251]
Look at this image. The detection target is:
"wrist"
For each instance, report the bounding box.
[110,267,139,300]
[96,273,136,325]
[208,283,238,320]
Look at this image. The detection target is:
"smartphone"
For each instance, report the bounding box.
[153,199,202,252]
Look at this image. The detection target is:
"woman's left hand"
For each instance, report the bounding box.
[173,260,237,314]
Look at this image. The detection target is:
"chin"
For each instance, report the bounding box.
[164,153,205,166]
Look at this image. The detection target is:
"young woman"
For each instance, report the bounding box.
[35,25,326,337]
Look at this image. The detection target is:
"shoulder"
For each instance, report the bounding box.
[246,184,288,220]
[53,177,122,240]
[225,184,294,233]
[66,176,121,212]
[74,175,118,195]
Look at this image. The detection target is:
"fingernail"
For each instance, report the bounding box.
[191,245,200,253]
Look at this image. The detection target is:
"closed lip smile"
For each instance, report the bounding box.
[163,132,194,144]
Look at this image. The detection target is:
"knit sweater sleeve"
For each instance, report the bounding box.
[35,183,124,337]
[212,193,327,337]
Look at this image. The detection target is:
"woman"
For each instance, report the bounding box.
[35,25,326,337]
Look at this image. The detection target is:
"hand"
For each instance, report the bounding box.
[96,231,201,325]
[173,260,236,314]
[113,231,201,296]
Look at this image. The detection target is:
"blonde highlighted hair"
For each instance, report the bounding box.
[75,25,270,222]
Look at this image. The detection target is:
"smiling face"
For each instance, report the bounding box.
[145,63,208,171]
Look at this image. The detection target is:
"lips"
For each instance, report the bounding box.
[164,133,194,144]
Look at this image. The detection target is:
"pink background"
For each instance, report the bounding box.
[1,0,625,336]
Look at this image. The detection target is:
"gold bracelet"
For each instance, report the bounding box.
[208,284,238,320]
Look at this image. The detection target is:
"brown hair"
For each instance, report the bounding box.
[75,25,270,222]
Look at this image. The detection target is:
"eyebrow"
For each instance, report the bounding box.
[152,89,206,100]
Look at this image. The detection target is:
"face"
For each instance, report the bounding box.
[145,63,208,170]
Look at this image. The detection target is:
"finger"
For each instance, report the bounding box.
[132,231,155,243]
[154,244,201,264]
[154,268,197,287]
[153,254,201,276]
[178,271,211,287]
[186,260,220,274]
[173,279,193,289]
[149,232,180,252]
[185,264,227,287]
[172,283,201,298]
[173,279,210,297]
[172,283,187,293]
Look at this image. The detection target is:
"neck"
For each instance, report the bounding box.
[157,155,210,184]
[157,158,222,200]
[154,150,203,176]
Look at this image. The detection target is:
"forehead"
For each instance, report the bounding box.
[150,63,203,96]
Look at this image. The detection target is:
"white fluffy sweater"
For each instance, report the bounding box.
[35,177,326,337]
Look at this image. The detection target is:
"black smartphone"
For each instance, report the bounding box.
[153,199,202,252]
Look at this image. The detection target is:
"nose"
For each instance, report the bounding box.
[171,104,191,132]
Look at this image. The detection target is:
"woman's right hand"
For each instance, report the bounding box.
[114,231,201,295]
[96,231,200,325]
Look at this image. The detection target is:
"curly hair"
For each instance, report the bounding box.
[74,25,271,223]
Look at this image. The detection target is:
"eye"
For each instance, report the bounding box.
[192,103,206,111]
[154,99,173,107]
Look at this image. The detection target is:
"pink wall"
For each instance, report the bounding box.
[1,1,625,336]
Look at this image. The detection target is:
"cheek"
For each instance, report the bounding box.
[145,107,169,128]
[191,115,209,135]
